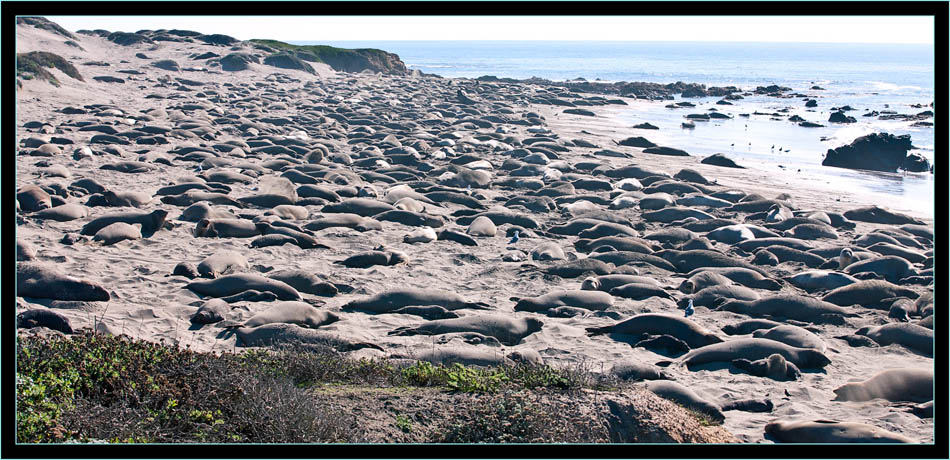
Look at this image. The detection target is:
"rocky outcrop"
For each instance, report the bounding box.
[828,111,856,123]
[16,16,77,39]
[248,40,409,75]
[218,53,260,72]
[263,54,315,74]
[822,133,919,173]
[107,32,154,46]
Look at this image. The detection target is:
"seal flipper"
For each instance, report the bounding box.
[655,360,675,368]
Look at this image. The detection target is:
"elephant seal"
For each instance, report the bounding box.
[844,256,917,283]
[17,185,52,212]
[389,315,543,346]
[194,218,260,238]
[678,271,734,293]
[530,242,566,261]
[30,203,89,222]
[242,301,340,329]
[219,290,279,304]
[706,225,756,244]
[388,305,460,320]
[783,223,839,240]
[255,222,329,249]
[720,398,774,413]
[589,251,677,272]
[190,298,231,324]
[334,248,409,268]
[610,283,677,302]
[856,323,932,356]
[17,239,37,261]
[685,267,783,291]
[437,229,479,246]
[17,262,110,301]
[197,251,248,278]
[752,325,826,353]
[172,262,201,279]
[838,248,855,269]
[642,206,715,223]
[249,234,299,248]
[395,348,514,367]
[764,420,916,443]
[575,236,657,254]
[178,202,236,222]
[715,295,857,324]
[641,380,725,423]
[80,209,168,237]
[587,313,723,349]
[466,215,497,237]
[403,227,438,243]
[234,323,383,351]
[303,213,382,232]
[661,338,832,369]
[786,270,858,293]
[842,206,924,225]
[821,280,919,308]
[321,198,395,217]
[865,242,927,264]
[342,288,491,313]
[677,284,759,309]
[512,290,614,312]
[525,258,615,278]
[732,353,801,380]
[92,222,142,245]
[721,319,783,336]
[266,270,338,296]
[833,368,933,403]
[657,249,768,276]
[610,360,673,381]
[17,308,74,334]
[755,245,826,268]
[186,274,301,301]
[582,275,664,292]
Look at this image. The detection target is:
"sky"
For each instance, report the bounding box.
[43,15,935,44]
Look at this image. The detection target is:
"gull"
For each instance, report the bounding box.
[684,299,695,318]
[508,230,520,245]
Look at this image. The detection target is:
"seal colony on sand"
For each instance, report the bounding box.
[14,18,934,444]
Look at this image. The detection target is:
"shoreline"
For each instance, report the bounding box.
[542,100,935,223]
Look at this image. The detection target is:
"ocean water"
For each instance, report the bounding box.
[300,40,936,217]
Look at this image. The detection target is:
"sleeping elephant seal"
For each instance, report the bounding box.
[715,295,857,324]
[752,325,827,353]
[197,251,248,278]
[389,315,543,346]
[587,313,723,349]
[17,308,74,334]
[266,270,338,297]
[821,280,919,308]
[17,262,110,302]
[833,368,933,403]
[855,323,933,356]
[610,360,673,381]
[194,218,260,238]
[512,290,615,312]
[234,323,383,351]
[334,248,409,268]
[641,380,725,424]
[732,353,802,381]
[243,301,340,329]
[765,420,916,443]
[342,288,491,313]
[186,273,301,301]
[661,338,832,370]
[190,298,231,324]
[80,209,168,237]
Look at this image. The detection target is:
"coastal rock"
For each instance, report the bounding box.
[828,111,857,123]
[821,133,914,173]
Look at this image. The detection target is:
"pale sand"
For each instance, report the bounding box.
[16,23,934,443]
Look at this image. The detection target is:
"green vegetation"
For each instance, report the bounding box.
[16,51,84,87]
[16,333,608,443]
[248,39,406,74]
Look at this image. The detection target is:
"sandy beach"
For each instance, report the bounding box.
[16,19,935,444]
